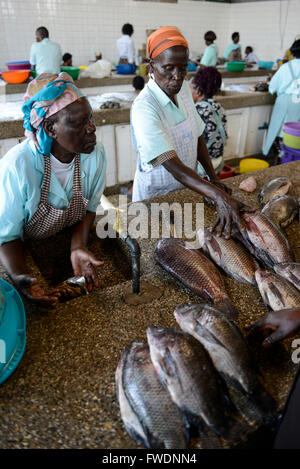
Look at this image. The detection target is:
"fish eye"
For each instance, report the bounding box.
[170,337,175,343]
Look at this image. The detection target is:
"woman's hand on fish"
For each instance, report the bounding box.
[12,274,60,305]
[70,247,103,292]
[211,194,247,239]
[245,308,300,347]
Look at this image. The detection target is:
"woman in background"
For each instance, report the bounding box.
[190,67,227,175]
[200,31,218,67]
[244,46,258,65]
[117,23,135,65]
[224,32,242,62]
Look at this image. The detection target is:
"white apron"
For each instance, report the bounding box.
[132,84,199,202]
[263,62,300,155]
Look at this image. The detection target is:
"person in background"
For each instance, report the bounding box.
[131,26,248,238]
[199,31,218,67]
[244,46,259,65]
[263,39,300,156]
[223,32,242,62]
[117,23,135,65]
[30,26,62,76]
[132,75,145,94]
[62,53,73,67]
[0,73,106,304]
[245,307,300,449]
[190,67,227,175]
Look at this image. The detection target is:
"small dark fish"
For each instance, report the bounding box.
[116,342,188,449]
[274,263,300,291]
[155,237,238,318]
[255,270,300,310]
[174,303,276,422]
[146,326,244,443]
[235,211,294,268]
[261,195,298,228]
[198,227,259,286]
[259,177,292,207]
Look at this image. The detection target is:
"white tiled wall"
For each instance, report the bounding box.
[0,0,298,70]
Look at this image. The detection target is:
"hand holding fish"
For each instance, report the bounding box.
[211,194,253,239]
[245,308,300,347]
[70,247,103,292]
[12,274,60,305]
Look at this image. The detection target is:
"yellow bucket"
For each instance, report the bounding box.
[79,65,87,70]
[239,158,269,174]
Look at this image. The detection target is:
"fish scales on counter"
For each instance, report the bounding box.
[235,211,294,268]
[255,270,300,311]
[146,326,248,445]
[116,341,188,449]
[261,195,298,228]
[174,303,276,423]
[198,227,259,286]
[274,263,300,291]
[154,238,238,318]
[258,177,292,207]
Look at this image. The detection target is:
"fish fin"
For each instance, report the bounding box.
[125,424,151,449]
[195,322,227,348]
[269,282,284,304]
[214,298,238,319]
[289,273,300,289]
[181,408,221,449]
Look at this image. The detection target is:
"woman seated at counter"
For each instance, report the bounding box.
[223,32,242,62]
[263,39,300,156]
[131,26,247,238]
[199,31,218,67]
[190,67,227,175]
[0,73,106,304]
[244,46,259,65]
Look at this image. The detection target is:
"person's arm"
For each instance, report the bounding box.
[162,155,245,238]
[245,309,300,347]
[0,240,59,304]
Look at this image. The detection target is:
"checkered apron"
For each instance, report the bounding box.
[132,84,199,202]
[24,154,89,240]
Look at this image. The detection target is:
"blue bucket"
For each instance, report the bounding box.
[116,64,136,75]
[280,142,300,164]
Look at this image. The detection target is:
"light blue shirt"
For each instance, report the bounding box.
[268,59,300,96]
[30,38,62,75]
[0,139,106,246]
[223,43,241,60]
[200,44,218,66]
[131,79,205,171]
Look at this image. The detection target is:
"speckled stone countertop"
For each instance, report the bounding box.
[0,161,299,449]
[0,91,275,140]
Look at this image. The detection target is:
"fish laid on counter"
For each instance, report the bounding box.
[146,326,243,443]
[258,177,292,207]
[235,211,294,268]
[174,303,276,422]
[54,276,88,301]
[255,270,300,310]
[154,238,238,318]
[274,263,300,291]
[198,227,259,286]
[261,195,298,228]
[116,341,188,449]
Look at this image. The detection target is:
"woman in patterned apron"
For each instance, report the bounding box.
[0,73,106,304]
[131,26,247,238]
[263,39,300,156]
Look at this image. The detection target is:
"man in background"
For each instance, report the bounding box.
[30,26,62,76]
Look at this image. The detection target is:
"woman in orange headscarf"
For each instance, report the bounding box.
[131,26,249,238]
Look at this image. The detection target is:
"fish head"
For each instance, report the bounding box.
[127,341,151,369]
[146,326,180,383]
[174,303,198,329]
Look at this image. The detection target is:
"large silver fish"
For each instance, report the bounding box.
[261,195,298,228]
[146,326,240,442]
[274,263,300,291]
[174,303,276,421]
[155,237,238,318]
[116,341,188,449]
[198,227,259,286]
[255,270,300,310]
[235,211,294,268]
[259,177,292,207]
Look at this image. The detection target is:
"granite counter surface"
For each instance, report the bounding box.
[0,161,299,449]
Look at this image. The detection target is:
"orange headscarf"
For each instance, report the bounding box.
[148,26,189,59]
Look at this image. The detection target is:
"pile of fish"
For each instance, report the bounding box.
[116,304,276,449]
[259,177,298,228]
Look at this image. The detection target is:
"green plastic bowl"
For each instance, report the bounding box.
[60,66,80,80]
[283,131,300,150]
[226,61,246,72]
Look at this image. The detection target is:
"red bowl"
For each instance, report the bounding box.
[218,164,234,179]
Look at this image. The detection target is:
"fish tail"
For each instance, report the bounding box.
[214,297,238,319]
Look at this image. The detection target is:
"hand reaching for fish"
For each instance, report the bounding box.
[12,274,60,305]
[211,194,254,239]
[70,247,103,292]
[245,308,300,347]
